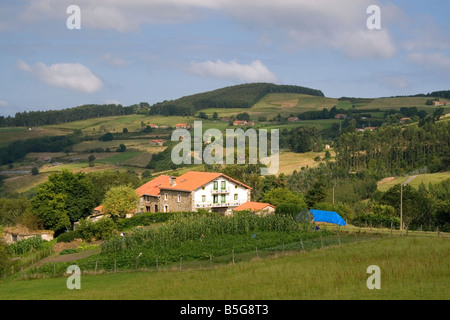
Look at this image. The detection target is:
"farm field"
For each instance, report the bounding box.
[277,151,332,175]
[377,172,450,192]
[0,127,67,147]
[0,235,447,300]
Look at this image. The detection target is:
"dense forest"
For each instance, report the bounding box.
[149,83,324,116]
[334,121,450,176]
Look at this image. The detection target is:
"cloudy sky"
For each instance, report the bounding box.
[0,0,449,116]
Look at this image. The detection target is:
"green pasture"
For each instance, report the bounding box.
[377,172,450,192]
[0,235,447,300]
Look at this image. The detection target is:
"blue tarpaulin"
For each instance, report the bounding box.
[310,210,346,226]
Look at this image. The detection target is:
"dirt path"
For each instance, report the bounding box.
[36,248,101,267]
[403,175,418,185]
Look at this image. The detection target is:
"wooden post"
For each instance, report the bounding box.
[210,254,212,268]
[337,232,341,246]
[300,238,305,251]
[256,247,259,258]
[232,250,235,264]
[156,257,159,271]
[114,259,116,272]
[320,235,323,248]
[179,257,182,271]
[95,261,98,272]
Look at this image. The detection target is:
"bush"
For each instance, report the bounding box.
[77,217,117,241]
[0,240,10,269]
[57,230,82,243]
[275,203,303,217]
[116,212,175,230]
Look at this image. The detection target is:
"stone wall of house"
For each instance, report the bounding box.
[160,190,192,212]
[139,195,160,213]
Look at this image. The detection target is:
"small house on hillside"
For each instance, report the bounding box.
[3,226,54,244]
[233,202,276,215]
[233,120,248,126]
[176,124,191,129]
[151,139,165,146]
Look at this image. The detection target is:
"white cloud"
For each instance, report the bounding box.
[17,60,104,93]
[218,0,397,59]
[406,53,450,70]
[0,99,8,107]
[21,0,220,32]
[187,59,279,83]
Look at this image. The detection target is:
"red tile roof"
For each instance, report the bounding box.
[160,171,252,192]
[136,174,172,196]
[233,201,275,212]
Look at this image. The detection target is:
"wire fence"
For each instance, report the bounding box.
[4,226,445,281]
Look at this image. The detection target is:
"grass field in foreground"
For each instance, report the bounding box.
[0,236,448,300]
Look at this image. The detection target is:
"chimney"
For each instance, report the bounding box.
[170,176,176,187]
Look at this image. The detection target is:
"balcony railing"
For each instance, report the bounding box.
[211,187,230,194]
[195,202,242,208]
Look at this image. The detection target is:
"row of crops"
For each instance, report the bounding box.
[35,212,330,276]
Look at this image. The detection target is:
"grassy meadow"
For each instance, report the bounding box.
[377,172,450,192]
[0,235,448,300]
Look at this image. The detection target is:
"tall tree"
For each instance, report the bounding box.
[31,170,95,232]
[102,185,139,221]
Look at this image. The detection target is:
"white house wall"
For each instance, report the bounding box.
[193,177,249,211]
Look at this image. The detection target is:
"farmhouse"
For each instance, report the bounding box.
[287,117,299,122]
[93,171,259,217]
[176,123,191,129]
[233,120,248,126]
[151,139,165,146]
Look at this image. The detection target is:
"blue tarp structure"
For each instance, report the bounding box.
[310,209,346,226]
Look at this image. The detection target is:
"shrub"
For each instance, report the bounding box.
[57,230,82,243]
[77,217,117,241]
[275,203,303,217]
[0,240,10,269]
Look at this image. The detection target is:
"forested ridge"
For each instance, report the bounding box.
[149,83,325,116]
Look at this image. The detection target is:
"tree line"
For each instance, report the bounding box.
[334,121,450,177]
[0,104,138,127]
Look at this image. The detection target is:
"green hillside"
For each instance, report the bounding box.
[149,83,325,115]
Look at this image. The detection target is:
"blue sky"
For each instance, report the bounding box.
[0,0,449,117]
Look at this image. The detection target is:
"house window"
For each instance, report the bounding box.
[213,195,218,204]
[164,205,169,212]
[202,195,206,202]
[213,181,218,190]
[235,185,238,189]
[234,194,238,201]
[164,193,168,200]
[221,181,226,190]
[202,186,205,190]
[177,194,181,202]
[221,194,226,203]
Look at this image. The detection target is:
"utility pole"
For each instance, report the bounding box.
[400,182,403,231]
